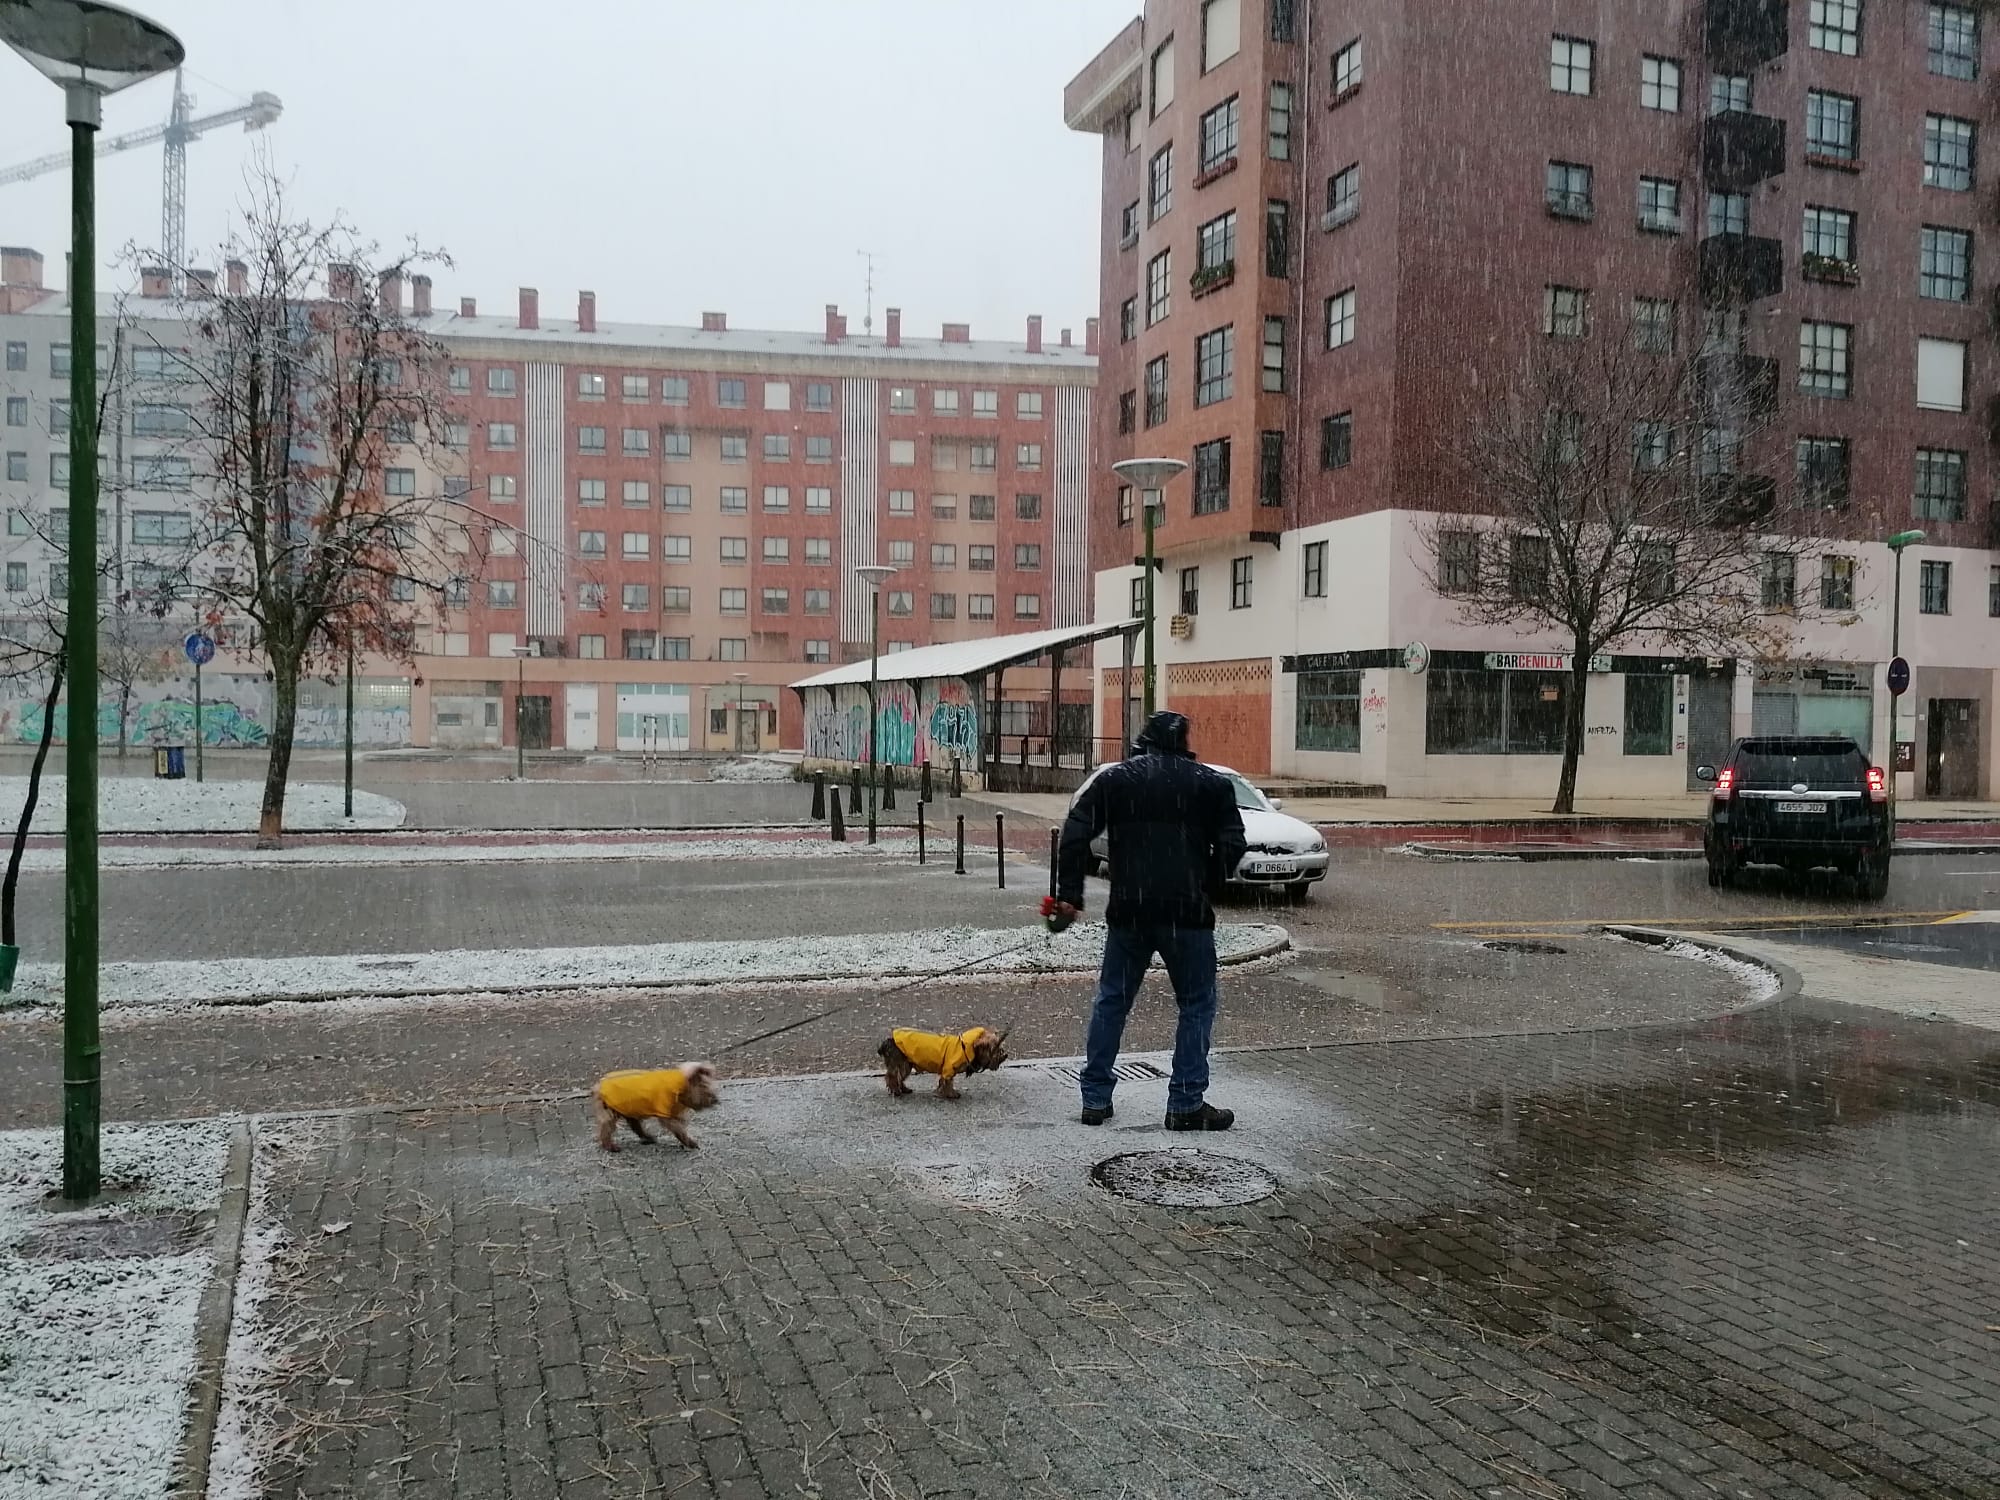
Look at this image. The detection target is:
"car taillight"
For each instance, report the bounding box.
[1866,766,1887,803]
[1712,767,1735,799]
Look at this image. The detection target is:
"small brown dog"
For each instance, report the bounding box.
[877,1026,1008,1100]
[593,1062,719,1151]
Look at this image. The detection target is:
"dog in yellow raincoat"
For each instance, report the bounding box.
[593,1062,718,1151]
[876,1026,1009,1100]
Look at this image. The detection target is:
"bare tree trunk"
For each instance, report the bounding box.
[1552,648,1592,816]
[258,656,300,848]
[3,657,65,948]
[116,681,131,761]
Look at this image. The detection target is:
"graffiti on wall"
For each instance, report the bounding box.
[0,676,412,747]
[927,679,978,761]
[803,678,983,767]
[804,692,868,762]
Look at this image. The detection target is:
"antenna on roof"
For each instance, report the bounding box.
[856,249,879,336]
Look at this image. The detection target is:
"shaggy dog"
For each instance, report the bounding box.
[593,1063,718,1151]
[876,1027,1009,1100]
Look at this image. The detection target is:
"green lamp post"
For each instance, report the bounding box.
[1112,457,1186,722]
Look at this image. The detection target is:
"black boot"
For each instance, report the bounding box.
[1080,1105,1114,1126]
[1164,1103,1234,1132]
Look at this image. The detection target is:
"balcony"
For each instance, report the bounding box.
[1705,0,1789,72]
[1546,190,1594,224]
[1699,232,1783,303]
[1697,351,1779,415]
[1189,260,1236,299]
[1702,474,1779,526]
[1800,252,1859,287]
[1703,111,1786,192]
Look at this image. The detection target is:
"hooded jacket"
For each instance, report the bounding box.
[890,1027,990,1080]
[596,1067,695,1120]
[1056,711,1248,930]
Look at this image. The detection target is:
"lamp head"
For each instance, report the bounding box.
[1885,529,1926,551]
[853,564,896,585]
[1112,457,1188,493]
[0,0,183,122]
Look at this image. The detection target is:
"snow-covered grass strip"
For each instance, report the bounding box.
[2,922,1290,1011]
[0,777,406,835]
[707,756,801,783]
[0,1121,230,1500]
[10,835,882,873]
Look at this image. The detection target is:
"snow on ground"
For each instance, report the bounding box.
[1607,931,1782,1006]
[707,756,800,783]
[3,922,1290,1010]
[0,1121,230,1500]
[1,776,406,835]
[11,834,878,873]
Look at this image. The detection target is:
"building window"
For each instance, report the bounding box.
[804,589,832,614]
[803,537,832,565]
[1802,205,1855,265]
[1544,285,1589,337]
[1917,337,1967,411]
[805,435,832,464]
[1708,191,1748,236]
[1760,552,1797,609]
[487,580,518,608]
[928,541,957,569]
[933,387,960,416]
[1930,4,1979,78]
[663,534,691,563]
[1011,543,1039,570]
[886,489,915,516]
[487,367,517,396]
[1258,431,1284,506]
[717,378,747,408]
[1266,199,1290,277]
[928,593,956,620]
[1546,160,1593,220]
[1320,412,1353,470]
[4,342,27,372]
[1015,492,1043,520]
[1510,535,1551,598]
[889,439,916,467]
[663,484,691,511]
[1261,316,1286,393]
[1427,669,1569,755]
[721,433,750,464]
[131,511,192,545]
[1325,288,1356,348]
[720,586,749,614]
[1796,436,1851,507]
[1438,530,1480,592]
[621,480,651,508]
[763,433,791,461]
[1296,670,1360,752]
[577,426,606,455]
[1633,297,1676,354]
[1271,0,1295,42]
[622,374,650,402]
[1637,177,1681,233]
[1622,675,1674,755]
[1149,144,1174,222]
[1633,420,1672,472]
[1118,391,1136,435]
[1268,82,1293,159]
[1919,559,1951,614]
[968,595,995,621]
[577,372,605,399]
[1326,163,1359,227]
[1178,565,1200,615]
[658,585,689,614]
[577,528,608,558]
[659,430,690,461]
[1150,35,1175,116]
[622,583,651,612]
[1194,437,1232,515]
[1198,96,1240,174]
[661,376,690,405]
[1012,593,1041,620]
[803,639,832,664]
[1147,250,1172,326]
[1115,487,1134,528]
[1915,447,1967,520]
[1550,35,1593,95]
[1920,225,1972,300]
[1641,55,1681,111]
[622,427,650,456]
[1229,555,1252,609]
[763,588,791,614]
[1799,321,1852,397]
[1809,0,1861,55]
[1195,326,1235,407]
[622,631,656,661]
[1302,540,1327,598]
[757,485,789,513]
[383,467,416,498]
[1331,38,1361,96]
[1119,298,1137,343]
[1709,73,1753,115]
[1016,443,1043,470]
[1806,91,1859,161]
[1120,200,1141,246]
[720,486,748,513]
[488,422,517,450]
[719,536,748,565]
[970,442,997,471]
[1924,114,1975,190]
[1821,555,1856,609]
[1145,355,1170,427]
[762,536,790,564]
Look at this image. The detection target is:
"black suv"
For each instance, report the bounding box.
[1698,736,1891,899]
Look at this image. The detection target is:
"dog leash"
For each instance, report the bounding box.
[711,930,1049,1059]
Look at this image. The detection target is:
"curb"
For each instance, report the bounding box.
[1602,924,1802,1013]
[172,1117,253,1500]
[1403,839,2000,862]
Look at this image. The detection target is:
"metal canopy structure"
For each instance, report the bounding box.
[790,617,1139,692]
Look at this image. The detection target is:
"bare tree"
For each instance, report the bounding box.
[1417,302,1823,814]
[158,172,460,844]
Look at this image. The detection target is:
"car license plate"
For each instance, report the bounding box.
[1775,801,1825,814]
[1245,859,1297,876]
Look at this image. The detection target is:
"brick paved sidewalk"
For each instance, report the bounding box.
[249,999,2000,1500]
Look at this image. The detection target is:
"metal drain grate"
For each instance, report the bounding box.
[1045,1059,1169,1084]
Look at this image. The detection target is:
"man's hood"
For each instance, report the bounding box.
[1134,710,1193,758]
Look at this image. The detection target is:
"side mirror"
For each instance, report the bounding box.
[1694,764,1717,783]
[1267,797,1284,811]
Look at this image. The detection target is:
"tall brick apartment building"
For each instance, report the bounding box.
[1068,0,1999,799]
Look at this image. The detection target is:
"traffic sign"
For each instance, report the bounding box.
[184,633,215,667]
[1886,656,1910,696]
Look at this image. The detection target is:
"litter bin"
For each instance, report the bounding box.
[154,745,186,780]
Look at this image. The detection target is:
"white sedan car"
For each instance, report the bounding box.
[1072,762,1330,898]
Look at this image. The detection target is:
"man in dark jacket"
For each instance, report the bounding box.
[1049,710,1248,1130]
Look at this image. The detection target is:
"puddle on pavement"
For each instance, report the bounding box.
[1285,968,1423,1013]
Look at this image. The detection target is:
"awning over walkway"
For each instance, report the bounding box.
[788,618,1139,692]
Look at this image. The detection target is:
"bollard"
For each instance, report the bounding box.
[996,814,1006,889]
[917,801,927,864]
[811,771,825,820]
[920,760,932,804]
[951,756,963,798]
[849,765,862,816]
[1018,737,1029,768]
[883,763,896,811]
[1048,827,1058,899]
[954,814,966,876]
[829,790,847,842]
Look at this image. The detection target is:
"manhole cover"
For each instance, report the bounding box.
[1480,939,1567,955]
[1090,1149,1277,1208]
[18,1210,213,1261]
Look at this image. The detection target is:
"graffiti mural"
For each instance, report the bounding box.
[804,690,868,762]
[925,680,979,762]
[0,674,413,747]
[802,678,983,768]
[874,681,918,766]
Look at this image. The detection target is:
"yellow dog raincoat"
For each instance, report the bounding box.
[889,1027,991,1081]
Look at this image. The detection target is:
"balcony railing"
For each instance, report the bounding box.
[1705,0,1789,72]
[1703,110,1787,192]
[1699,232,1784,302]
[1697,351,1780,415]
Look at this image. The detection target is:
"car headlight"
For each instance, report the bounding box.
[1308,838,1326,854]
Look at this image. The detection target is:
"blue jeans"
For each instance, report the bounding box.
[1080,922,1218,1115]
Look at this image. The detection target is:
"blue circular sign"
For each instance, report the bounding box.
[1887,656,1910,696]
[184,632,215,667]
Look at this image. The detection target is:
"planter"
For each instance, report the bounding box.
[1801,254,1859,286]
[1189,263,1236,298]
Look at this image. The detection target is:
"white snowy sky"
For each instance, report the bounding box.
[0,0,1134,336]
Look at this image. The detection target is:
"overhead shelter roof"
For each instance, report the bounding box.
[789,619,1139,692]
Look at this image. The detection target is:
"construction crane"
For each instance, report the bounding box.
[0,69,282,287]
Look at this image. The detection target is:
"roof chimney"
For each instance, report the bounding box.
[578,290,596,333]
[187,268,216,298]
[328,262,359,301]
[942,322,970,343]
[225,258,247,297]
[460,296,476,318]
[1085,317,1100,355]
[701,311,727,333]
[0,247,42,288]
[409,273,431,316]
[518,287,538,330]
[139,266,170,299]
[378,269,403,317]
[886,307,902,348]
[824,303,842,344]
[1060,327,1072,348]
[1026,315,1043,354]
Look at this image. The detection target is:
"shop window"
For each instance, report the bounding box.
[1623,675,1673,755]
[1296,670,1360,752]
[1425,669,1569,755]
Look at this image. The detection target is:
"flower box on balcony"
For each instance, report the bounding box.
[1189,262,1236,298]
[1803,151,1862,174]
[1192,155,1239,190]
[1801,252,1859,286]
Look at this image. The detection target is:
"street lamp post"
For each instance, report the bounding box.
[1884,529,1925,830]
[1111,458,1187,723]
[343,634,355,819]
[730,670,749,752]
[511,644,532,780]
[2,0,184,1203]
[854,564,896,845]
